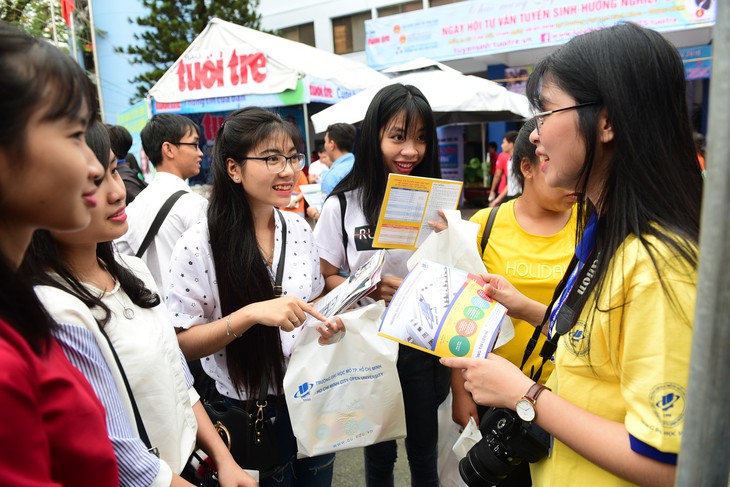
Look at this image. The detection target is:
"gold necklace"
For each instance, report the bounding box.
[260,246,274,266]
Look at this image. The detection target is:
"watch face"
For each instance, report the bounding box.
[515,399,536,422]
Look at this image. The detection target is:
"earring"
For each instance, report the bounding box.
[234,176,240,182]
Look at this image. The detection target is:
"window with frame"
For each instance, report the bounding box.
[377,1,423,18]
[279,23,315,47]
[429,0,465,7]
[332,10,372,54]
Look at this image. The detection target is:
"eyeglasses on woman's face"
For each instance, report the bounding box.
[533,102,600,135]
[241,153,306,173]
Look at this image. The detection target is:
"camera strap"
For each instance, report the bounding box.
[520,214,599,382]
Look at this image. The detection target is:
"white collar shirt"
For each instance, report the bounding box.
[115,172,207,297]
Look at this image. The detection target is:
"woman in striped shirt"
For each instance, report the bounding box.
[22,121,255,487]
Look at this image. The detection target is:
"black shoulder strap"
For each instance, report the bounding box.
[98,322,159,457]
[136,189,188,258]
[480,204,500,254]
[336,193,351,274]
[273,209,287,297]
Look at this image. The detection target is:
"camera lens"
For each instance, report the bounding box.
[458,435,521,486]
[457,408,529,486]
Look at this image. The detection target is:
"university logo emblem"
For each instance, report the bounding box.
[567,321,588,356]
[294,382,314,399]
[649,383,686,427]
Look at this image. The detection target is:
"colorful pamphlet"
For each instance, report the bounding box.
[372,174,463,250]
[378,259,506,358]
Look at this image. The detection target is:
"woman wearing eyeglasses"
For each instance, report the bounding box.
[167,107,343,486]
[442,23,701,486]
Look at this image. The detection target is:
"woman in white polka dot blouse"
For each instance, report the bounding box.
[166,107,342,486]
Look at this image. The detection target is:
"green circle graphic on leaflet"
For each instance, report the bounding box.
[449,335,471,356]
[463,306,485,320]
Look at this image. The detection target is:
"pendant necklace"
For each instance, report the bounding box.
[111,290,135,320]
[85,257,134,320]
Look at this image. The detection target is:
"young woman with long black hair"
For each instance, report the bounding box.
[0,22,118,485]
[167,107,342,486]
[447,118,578,486]
[313,83,449,487]
[443,23,702,486]
[23,121,256,487]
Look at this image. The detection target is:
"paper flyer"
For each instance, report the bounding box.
[378,259,506,358]
[372,174,463,250]
[299,184,325,211]
[302,250,386,328]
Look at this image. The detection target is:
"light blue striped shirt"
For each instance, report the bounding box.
[55,322,194,486]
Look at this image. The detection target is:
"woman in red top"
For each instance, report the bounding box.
[0,23,119,486]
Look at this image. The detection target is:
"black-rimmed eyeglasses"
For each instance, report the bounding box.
[172,141,200,149]
[241,153,306,173]
[533,102,600,135]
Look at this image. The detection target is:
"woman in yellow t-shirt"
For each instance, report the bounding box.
[450,118,577,486]
[443,23,701,487]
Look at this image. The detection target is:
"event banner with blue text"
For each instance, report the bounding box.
[365,0,716,69]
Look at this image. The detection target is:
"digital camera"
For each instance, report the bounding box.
[458,407,550,486]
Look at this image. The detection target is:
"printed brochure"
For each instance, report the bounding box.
[372,174,463,250]
[303,250,386,327]
[378,259,506,358]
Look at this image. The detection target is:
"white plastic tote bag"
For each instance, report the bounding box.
[284,302,406,458]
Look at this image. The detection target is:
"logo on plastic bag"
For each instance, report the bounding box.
[294,382,314,399]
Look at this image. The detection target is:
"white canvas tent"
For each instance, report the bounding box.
[311,60,531,133]
[147,18,389,155]
[149,18,388,105]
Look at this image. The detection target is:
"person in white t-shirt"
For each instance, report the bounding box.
[313,84,450,487]
[307,144,330,184]
[115,114,208,297]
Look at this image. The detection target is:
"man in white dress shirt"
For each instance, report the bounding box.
[115,114,208,297]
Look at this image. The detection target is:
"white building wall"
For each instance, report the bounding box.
[259,0,430,61]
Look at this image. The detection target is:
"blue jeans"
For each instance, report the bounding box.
[364,346,451,487]
[262,453,336,487]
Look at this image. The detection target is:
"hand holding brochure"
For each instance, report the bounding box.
[378,259,506,358]
[303,250,386,327]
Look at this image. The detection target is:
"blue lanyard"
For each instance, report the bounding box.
[548,213,598,339]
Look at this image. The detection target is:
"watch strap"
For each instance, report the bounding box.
[524,382,550,404]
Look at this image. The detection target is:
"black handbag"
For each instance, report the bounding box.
[203,373,281,476]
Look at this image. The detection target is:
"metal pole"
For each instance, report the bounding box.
[69,12,78,62]
[49,0,58,45]
[675,0,730,484]
[302,102,312,166]
[87,0,105,121]
[481,122,488,187]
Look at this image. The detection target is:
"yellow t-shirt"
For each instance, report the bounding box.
[471,199,577,382]
[531,234,697,486]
